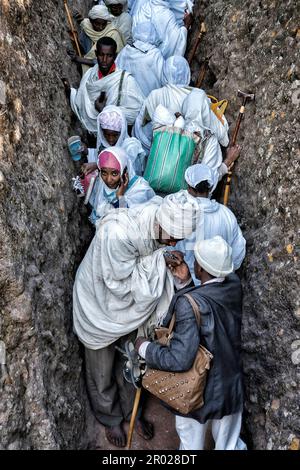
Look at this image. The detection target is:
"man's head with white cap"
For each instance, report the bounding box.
[155,190,200,246]
[185,163,218,198]
[194,236,234,282]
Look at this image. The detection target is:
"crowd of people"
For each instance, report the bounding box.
[65,0,247,450]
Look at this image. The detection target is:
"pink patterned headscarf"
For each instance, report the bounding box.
[98,150,121,172]
[98,110,123,132]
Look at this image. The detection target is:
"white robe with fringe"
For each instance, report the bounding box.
[73,201,174,349]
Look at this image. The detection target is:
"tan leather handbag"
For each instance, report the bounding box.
[142,294,213,414]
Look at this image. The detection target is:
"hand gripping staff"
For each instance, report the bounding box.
[223,90,255,206]
[115,341,145,449]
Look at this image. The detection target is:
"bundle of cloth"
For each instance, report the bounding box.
[133,55,191,152]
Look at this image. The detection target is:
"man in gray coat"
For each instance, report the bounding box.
[136,236,247,450]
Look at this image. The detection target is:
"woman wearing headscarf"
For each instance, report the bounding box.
[85,105,147,174]
[134,55,192,152]
[174,163,246,284]
[72,5,125,75]
[88,146,155,224]
[116,21,164,97]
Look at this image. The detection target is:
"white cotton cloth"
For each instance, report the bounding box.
[156,190,200,239]
[122,136,146,175]
[182,88,229,147]
[194,236,234,278]
[112,12,133,44]
[168,0,194,26]
[162,55,191,87]
[97,104,129,149]
[132,0,188,58]
[175,191,246,283]
[70,64,145,131]
[88,5,114,20]
[152,104,175,128]
[185,163,219,193]
[128,0,148,16]
[134,84,192,152]
[176,413,247,450]
[89,145,155,221]
[116,22,164,97]
[73,200,174,349]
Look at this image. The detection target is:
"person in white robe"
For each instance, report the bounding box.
[73,190,200,446]
[133,55,192,152]
[128,0,148,16]
[104,0,133,44]
[84,105,147,175]
[70,37,145,132]
[175,164,246,284]
[116,21,164,97]
[132,0,191,58]
[72,5,125,75]
[169,0,194,26]
[88,146,155,224]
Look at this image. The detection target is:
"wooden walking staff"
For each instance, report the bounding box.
[126,387,142,450]
[64,0,82,57]
[223,90,255,206]
[196,56,210,88]
[188,22,207,65]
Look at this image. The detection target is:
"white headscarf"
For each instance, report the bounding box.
[97,105,129,150]
[156,190,200,239]
[182,88,229,147]
[162,55,191,87]
[88,5,114,21]
[185,163,219,194]
[132,21,160,48]
[98,145,135,180]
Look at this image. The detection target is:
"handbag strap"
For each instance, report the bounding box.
[116,70,125,106]
[183,293,201,328]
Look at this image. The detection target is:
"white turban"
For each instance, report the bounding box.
[156,190,200,239]
[132,21,160,47]
[194,236,234,277]
[162,56,191,87]
[88,5,114,21]
[185,163,218,193]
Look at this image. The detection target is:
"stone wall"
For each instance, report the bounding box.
[0,0,92,449]
[190,0,300,450]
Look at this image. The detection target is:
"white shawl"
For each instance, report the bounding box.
[73,201,174,349]
[70,64,145,132]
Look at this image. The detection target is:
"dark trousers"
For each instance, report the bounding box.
[85,331,140,427]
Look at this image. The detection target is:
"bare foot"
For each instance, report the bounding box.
[105,424,126,448]
[136,418,154,440]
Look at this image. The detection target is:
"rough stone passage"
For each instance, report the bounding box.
[0,0,299,451]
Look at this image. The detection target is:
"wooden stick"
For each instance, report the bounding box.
[126,387,142,450]
[223,93,254,206]
[196,57,210,88]
[188,22,207,65]
[64,0,82,57]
